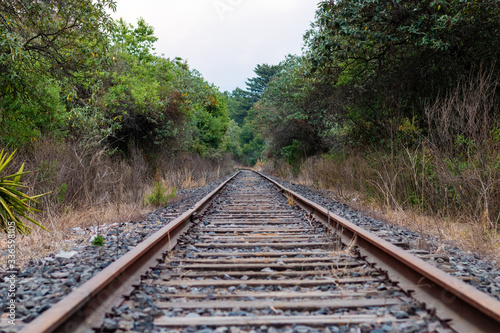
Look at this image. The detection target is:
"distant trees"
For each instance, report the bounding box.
[245,64,281,101]
[227,63,281,165]
[249,0,500,160]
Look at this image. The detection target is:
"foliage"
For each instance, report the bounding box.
[145,182,177,207]
[227,88,254,126]
[302,0,500,146]
[226,63,281,165]
[252,55,346,164]
[1,4,230,159]
[224,120,243,159]
[92,234,105,246]
[0,0,116,146]
[250,0,500,164]
[0,150,47,234]
[239,118,266,166]
[245,64,282,100]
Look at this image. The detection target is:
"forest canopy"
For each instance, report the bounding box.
[0,0,230,157]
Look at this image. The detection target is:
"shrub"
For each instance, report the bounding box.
[91,234,105,246]
[145,180,177,207]
[0,150,48,234]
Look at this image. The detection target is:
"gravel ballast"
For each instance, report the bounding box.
[1,169,499,332]
[0,173,236,332]
[262,172,500,303]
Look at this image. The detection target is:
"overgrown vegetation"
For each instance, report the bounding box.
[2,0,499,258]
[0,1,234,238]
[233,0,500,252]
[0,150,47,234]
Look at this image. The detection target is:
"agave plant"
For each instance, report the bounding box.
[0,149,48,234]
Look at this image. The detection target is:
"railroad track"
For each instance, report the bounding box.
[20,171,500,333]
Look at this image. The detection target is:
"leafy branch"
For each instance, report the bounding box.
[0,150,48,234]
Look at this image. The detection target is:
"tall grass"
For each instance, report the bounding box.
[264,68,500,256]
[0,140,234,265]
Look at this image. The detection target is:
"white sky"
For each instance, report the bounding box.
[109,0,319,92]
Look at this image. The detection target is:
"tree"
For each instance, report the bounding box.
[226,63,282,164]
[303,0,500,146]
[245,63,281,100]
[111,17,158,62]
[0,0,116,146]
[227,88,253,126]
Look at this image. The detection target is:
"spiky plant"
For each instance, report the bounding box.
[0,149,48,234]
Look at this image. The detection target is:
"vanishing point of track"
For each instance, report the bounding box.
[20,170,500,333]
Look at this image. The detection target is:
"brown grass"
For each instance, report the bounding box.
[0,203,146,268]
[0,139,235,268]
[263,155,500,262]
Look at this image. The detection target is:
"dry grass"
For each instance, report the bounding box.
[0,202,146,269]
[0,139,235,269]
[263,156,500,263]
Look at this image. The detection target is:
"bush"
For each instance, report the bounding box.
[91,234,105,246]
[145,180,177,208]
[0,150,47,234]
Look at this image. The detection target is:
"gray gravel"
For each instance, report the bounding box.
[103,170,449,333]
[0,173,236,332]
[262,173,500,302]
[1,169,498,333]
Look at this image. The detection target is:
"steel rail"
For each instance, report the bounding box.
[256,171,500,333]
[19,171,240,333]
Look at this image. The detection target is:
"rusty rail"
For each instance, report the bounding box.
[18,169,500,332]
[256,171,500,333]
[19,171,240,333]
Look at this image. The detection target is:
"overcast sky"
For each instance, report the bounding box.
[109,0,319,92]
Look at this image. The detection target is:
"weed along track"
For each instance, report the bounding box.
[20,171,500,333]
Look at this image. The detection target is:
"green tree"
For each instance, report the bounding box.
[227,88,254,126]
[245,63,281,100]
[102,18,185,155]
[0,0,116,146]
[305,0,500,146]
[226,63,282,164]
[174,67,230,156]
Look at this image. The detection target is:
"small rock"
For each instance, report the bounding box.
[381,324,393,332]
[118,320,133,330]
[391,310,409,319]
[197,329,213,333]
[51,272,70,279]
[121,313,133,321]
[294,325,312,333]
[102,318,118,332]
[166,287,178,293]
[360,323,372,333]
[55,251,78,259]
